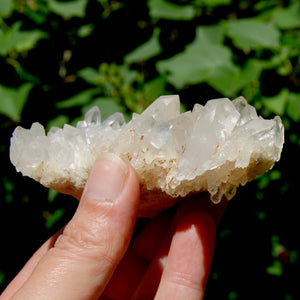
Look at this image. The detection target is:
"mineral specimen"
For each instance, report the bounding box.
[10,95,284,217]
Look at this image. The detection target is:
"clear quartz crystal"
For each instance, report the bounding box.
[10,95,284,204]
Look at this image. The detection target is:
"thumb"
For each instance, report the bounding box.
[12,153,140,300]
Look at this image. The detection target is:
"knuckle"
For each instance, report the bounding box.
[165,270,202,292]
[54,222,116,267]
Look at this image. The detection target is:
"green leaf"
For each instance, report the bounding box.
[24,5,50,25]
[254,0,279,12]
[77,67,103,85]
[118,65,141,85]
[82,97,126,121]
[271,3,300,30]
[56,88,100,109]
[213,59,263,96]
[77,24,94,38]
[15,32,48,53]
[0,83,33,121]
[78,64,141,96]
[157,26,233,89]
[286,92,300,122]
[0,0,13,17]
[195,25,224,44]
[158,43,234,89]
[266,260,283,277]
[262,89,289,116]
[206,64,240,96]
[225,19,280,50]
[143,77,167,104]
[0,22,48,56]
[269,170,282,181]
[125,28,161,64]
[48,0,88,18]
[148,0,196,20]
[211,60,262,96]
[206,47,264,96]
[260,46,294,72]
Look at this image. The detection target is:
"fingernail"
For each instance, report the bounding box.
[83,153,129,203]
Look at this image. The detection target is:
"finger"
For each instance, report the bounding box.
[102,210,173,300]
[131,220,174,300]
[1,229,63,299]
[155,211,216,300]
[131,194,224,299]
[11,153,140,300]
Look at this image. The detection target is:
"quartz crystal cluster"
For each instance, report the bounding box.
[10,95,284,216]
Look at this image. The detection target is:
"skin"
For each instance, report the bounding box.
[1,153,227,300]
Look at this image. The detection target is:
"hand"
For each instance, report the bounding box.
[2,153,226,300]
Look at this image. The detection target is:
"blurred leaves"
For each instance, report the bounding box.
[56,88,100,109]
[269,2,300,29]
[225,19,280,50]
[0,22,48,56]
[77,24,94,38]
[256,170,282,190]
[47,0,89,19]
[262,89,289,116]
[0,83,33,121]
[148,0,196,20]
[124,28,161,64]
[266,235,297,276]
[0,0,13,17]
[0,0,299,125]
[286,93,300,122]
[262,90,300,122]
[97,0,123,19]
[76,63,165,113]
[266,260,283,276]
[157,25,235,89]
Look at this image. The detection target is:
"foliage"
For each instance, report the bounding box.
[0,0,299,298]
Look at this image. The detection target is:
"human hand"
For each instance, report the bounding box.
[2,153,226,300]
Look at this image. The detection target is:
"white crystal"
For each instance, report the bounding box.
[10,95,284,215]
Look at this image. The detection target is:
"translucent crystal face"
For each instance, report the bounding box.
[10,95,284,209]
